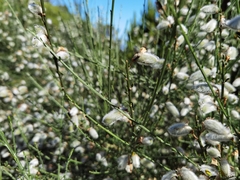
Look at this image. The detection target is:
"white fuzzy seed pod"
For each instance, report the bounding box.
[166,102,180,117]
[117,155,128,170]
[188,67,212,82]
[28,2,43,16]
[96,153,102,161]
[200,4,219,14]
[222,15,240,30]
[177,24,188,34]
[233,77,240,87]
[0,87,10,98]
[100,157,108,167]
[29,158,39,168]
[168,123,192,137]
[56,47,69,60]
[204,41,216,51]
[131,152,140,168]
[150,105,159,118]
[18,86,28,94]
[192,82,211,94]
[180,6,189,16]
[167,16,174,24]
[197,32,208,38]
[213,84,229,98]
[204,135,220,146]
[162,85,169,95]
[224,82,236,93]
[179,167,199,180]
[180,107,191,117]
[205,132,233,142]
[203,119,230,135]
[199,164,218,177]
[176,35,185,47]
[231,110,240,120]
[184,97,191,105]
[32,33,48,47]
[227,93,239,104]
[125,164,133,173]
[200,102,217,115]
[132,47,165,69]
[200,19,217,33]
[89,127,99,139]
[206,147,221,158]
[197,39,209,49]
[226,46,238,60]
[198,94,214,105]
[69,107,78,117]
[102,109,129,126]
[34,25,47,35]
[142,137,153,146]
[176,72,189,81]
[71,115,79,127]
[221,159,231,177]
[161,170,178,180]
[141,158,156,169]
[157,20,170,30]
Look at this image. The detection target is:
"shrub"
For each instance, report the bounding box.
[0,0,240,179]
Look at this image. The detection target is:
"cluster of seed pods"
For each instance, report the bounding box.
[125,1,240,179]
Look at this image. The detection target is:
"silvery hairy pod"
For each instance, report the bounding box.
[200,19,217,33]
[102,109,130,126]
[32,25,49,47]
[167,122,193,137]
[165,101,180,118]
[191,82,212,94]
[221,15,240,30]
[202,118,231,135]
[200,4,219,14]
[225,46,239,60]
[28,1,43,16]
[179,167,198,180]
[233,77,240,87]
[132,47,165,69]
[156,16,174,30]
[117,154,128,170]
[161,170,178,180]
[206,147,221,158]
[220,159,231,177]
[32,34,48,47]
[141,136,153,146]
[131,152,140,168]
[199,164,219,177]
[56,47,70,60]
[205,132,234,142]
[188,67,213,82]
[34,25,47,35]
[88,127,99,139]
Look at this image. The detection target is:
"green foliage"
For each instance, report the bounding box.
[0,0,240,179]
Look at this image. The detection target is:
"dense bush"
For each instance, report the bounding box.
[0,0,240,179]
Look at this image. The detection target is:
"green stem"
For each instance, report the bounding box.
[108,0,115,101]
[39,0,65,94]
[125,60,134,117]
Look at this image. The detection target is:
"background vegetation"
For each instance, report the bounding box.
[0,0,240,179]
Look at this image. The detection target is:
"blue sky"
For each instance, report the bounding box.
[50,0,155,38]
